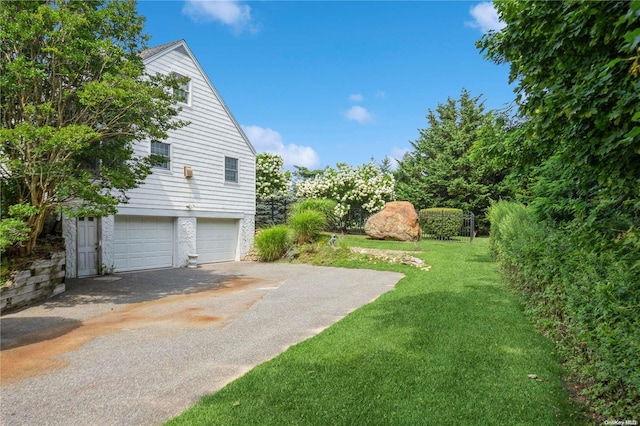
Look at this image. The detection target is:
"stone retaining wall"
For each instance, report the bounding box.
[1,251,66,314]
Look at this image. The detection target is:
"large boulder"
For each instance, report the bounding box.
[365,201,421,241]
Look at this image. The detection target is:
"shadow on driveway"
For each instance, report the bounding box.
[53,267,242,307]
[1,265,243,349]
[0,316,83,350]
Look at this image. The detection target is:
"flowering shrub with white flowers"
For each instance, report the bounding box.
[256,153,290,201]
[295,162,395,223]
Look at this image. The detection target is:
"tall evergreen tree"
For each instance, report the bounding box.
[469,106,532,200]
[378,156,394,174]
[395,89,512,226]
[292,165,323,181]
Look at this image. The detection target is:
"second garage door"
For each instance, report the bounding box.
[196,219,238,264]
[114,216,174,272]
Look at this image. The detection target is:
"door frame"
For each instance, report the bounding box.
[76,216,101,277]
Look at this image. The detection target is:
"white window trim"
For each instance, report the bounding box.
[172,72,192,107]
[224,156,239,184]
[151,140,171,171]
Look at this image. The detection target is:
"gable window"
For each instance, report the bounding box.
[172,72,191,105]
[151,141,171,170]
[225,156,238,183]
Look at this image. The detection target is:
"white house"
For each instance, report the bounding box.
[63,39,256,278]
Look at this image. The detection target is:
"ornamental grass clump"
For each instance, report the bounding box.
[288,210,327,244]
[254,225,292,262]
[291,199,338,230]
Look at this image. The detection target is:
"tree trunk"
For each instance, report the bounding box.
[18,210,49,257]
[17,181,52,257]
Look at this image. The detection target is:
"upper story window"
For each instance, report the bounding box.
[76,140,107,177]
[79,157,100,176]
[151,140,171,170]
[172,72,191,105]
[225,156,238,183]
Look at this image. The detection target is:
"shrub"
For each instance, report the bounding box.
[290,199,338,230]
[488,201,640,418]
[487,200,521,257]
[254,225,292,262]
[0,218,30,253]
[288,210,327,244]
[419,208,463,239]
[0,203,39,254]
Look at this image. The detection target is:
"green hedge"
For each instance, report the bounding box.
[419,208,463,239]
[488,201,640,418]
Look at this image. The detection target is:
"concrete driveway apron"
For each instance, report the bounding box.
[0,262,403,426]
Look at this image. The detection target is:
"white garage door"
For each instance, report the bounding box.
[196,219,238,264]
[114,216,174,272]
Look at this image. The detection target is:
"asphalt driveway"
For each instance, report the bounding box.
[0,262,403,426]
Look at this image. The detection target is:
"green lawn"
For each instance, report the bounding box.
[166,237,585,425]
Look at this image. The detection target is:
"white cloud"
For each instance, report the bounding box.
[182,0,254,32]
[242,125,320,169]
[375,90,386,99]
[389,147,410,169]
[466,2,506,33]
[349,93,364,102]
[345,106,373,124]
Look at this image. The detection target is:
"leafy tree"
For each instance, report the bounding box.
[394,89,512,228]
[478,0,640,237]
[255,153,290,201]
[0,0,186,256]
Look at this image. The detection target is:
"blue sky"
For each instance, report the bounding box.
[137,1,512,170]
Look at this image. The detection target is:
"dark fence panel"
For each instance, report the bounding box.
[419,211,475,242]
[256,199,474,242]
[347,209,475,241]
[341,207,369,234]
[256,197,297,228]
[256,198,369,234]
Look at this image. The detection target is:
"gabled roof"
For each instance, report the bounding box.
[141,39,256,155]
[141,39,184,60]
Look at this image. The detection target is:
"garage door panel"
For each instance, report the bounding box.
[126,257,144,269]
[143,229,158,238]
[114,216,174,272]
[197,219,238,264]
[128,242,144,253]
[155,241,173,251]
